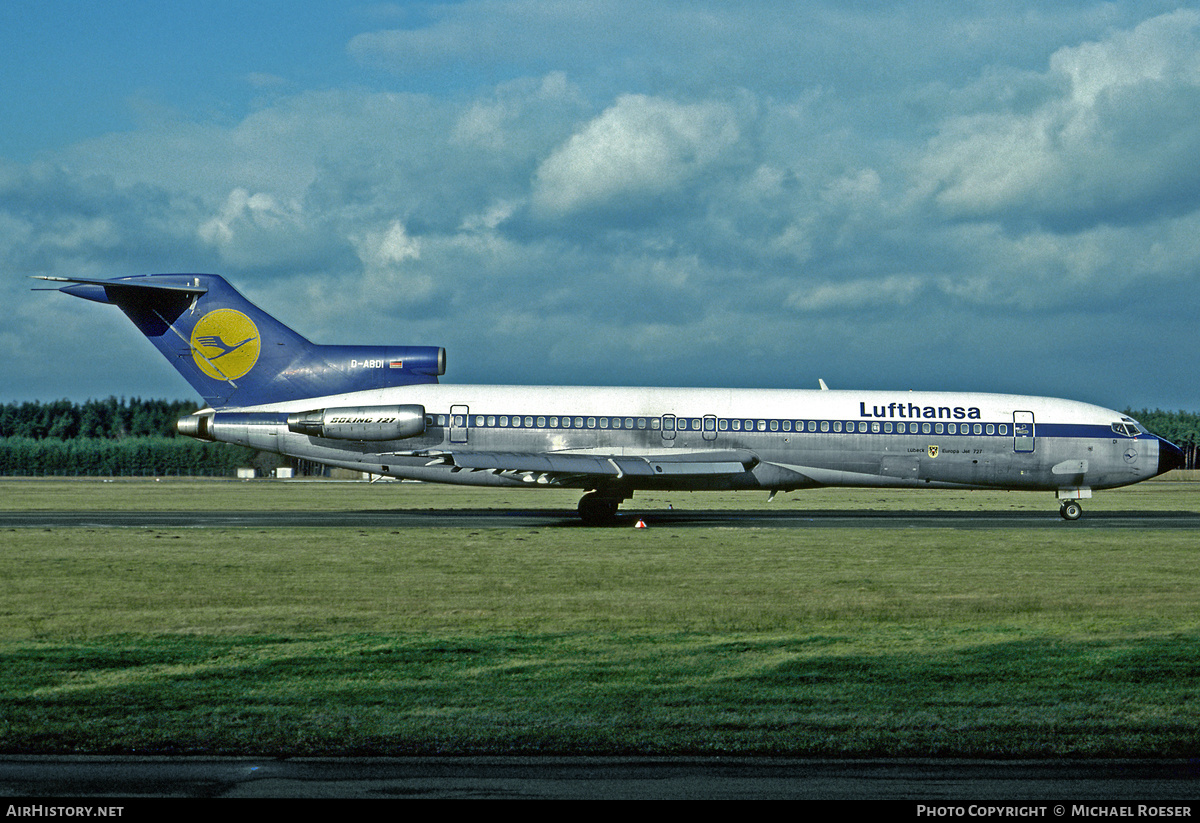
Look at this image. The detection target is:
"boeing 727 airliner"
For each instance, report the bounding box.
[38,273,1185,523]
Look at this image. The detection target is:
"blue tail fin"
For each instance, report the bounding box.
[38,274,444,408]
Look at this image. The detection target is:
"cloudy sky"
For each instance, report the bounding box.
[4,1,1199,412]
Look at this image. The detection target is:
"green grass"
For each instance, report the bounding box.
[5,631,1199,757]
[1,480,1198,757]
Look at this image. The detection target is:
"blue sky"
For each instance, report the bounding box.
[4,1,1200,412]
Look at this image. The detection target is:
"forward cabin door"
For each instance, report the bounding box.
[1014,411,1035,453]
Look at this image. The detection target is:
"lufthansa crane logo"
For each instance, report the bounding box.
[190,309,260,381]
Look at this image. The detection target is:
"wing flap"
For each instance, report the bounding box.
[419,449,758,478]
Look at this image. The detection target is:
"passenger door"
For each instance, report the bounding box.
[1013,411,1035,453]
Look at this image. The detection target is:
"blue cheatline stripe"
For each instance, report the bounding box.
[427,413,1140,442]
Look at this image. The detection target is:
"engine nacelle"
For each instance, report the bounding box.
[177,411,215,441]
[287,405,426,441]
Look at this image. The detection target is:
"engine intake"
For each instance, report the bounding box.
[287,405,426,441]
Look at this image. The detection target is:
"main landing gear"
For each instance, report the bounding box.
[577,492,625,526]
[1059,500,1083,521]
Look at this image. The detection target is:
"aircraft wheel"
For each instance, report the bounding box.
[1059,500,1083,521]
[578,493,620,526]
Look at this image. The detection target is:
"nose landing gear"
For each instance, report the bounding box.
[1059,500,1083,521]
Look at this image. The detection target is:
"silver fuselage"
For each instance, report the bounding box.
[191,385,1169,494]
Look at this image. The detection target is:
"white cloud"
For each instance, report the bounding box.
[532,95,742,216]
[787,275,924,312]
[917,10,1200,227]
[198,187,317,269]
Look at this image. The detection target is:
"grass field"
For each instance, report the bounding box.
[1,479,1198,756]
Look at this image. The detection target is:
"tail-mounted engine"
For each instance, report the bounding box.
[286,405,426,441]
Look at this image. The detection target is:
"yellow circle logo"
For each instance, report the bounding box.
[190,309,260,381]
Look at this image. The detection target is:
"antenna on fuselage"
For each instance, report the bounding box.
[818,379,829,390]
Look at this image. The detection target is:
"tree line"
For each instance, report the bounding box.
[0,397,196,441]
[0,398,257,477]
[0,398,1196,476]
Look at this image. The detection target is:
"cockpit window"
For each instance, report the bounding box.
[1111,420,1144,437]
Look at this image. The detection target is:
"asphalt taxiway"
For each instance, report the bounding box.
[3,508,1199,529]
[3,756,1200,800]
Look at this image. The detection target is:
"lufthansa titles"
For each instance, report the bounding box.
[860,401,982,420]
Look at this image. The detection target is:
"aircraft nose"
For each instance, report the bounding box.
[1157,437,1186,476]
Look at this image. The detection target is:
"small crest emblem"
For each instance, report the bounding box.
[928,445,940,459]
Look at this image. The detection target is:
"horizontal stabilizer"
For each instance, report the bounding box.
[32,275,209,300]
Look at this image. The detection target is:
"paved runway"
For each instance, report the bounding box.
[3,756,1200,800]
[3,508,1199,528]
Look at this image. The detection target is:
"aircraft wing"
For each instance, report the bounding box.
[410,449,759,480]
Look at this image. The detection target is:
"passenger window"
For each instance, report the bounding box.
[770,420,779,432]
[537,417,546,427]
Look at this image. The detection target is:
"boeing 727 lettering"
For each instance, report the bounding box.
[38,274,1185,523]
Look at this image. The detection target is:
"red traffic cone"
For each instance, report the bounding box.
[634,519,648,529]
